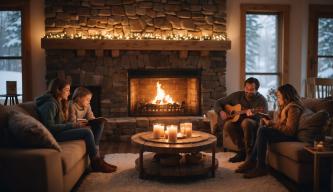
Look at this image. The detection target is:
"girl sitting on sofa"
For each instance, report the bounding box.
[36,78,116,173]
[69,86,116,169]
[235,83,304,178]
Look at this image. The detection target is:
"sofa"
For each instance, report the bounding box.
[209,98,333,185]
[0,102,89,192]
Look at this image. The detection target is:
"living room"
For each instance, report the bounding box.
[0,0,333,191]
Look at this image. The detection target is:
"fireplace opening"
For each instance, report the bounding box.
[128,70,201,116]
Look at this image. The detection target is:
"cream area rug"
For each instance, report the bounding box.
[77,152,287,192]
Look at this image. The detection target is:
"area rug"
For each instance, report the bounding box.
[77,152,287,192]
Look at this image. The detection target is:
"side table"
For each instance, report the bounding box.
[0,94,22,105]
[304,146,333,192]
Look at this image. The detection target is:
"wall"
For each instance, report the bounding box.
[226,0,333,96]
[30,0,46,98]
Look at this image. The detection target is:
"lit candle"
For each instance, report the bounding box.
[316,141,324,151]
[185,123,192,138]
[153,124,161,139]
[167,125,178,143]
[180,123,186,135]
[153,124,164,139]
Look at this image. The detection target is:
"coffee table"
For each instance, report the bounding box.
[131,131,218,179]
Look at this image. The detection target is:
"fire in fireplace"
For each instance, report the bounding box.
[128,70,201,116]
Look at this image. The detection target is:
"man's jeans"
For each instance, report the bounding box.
[249,126,297,168]
[54,122,104,159]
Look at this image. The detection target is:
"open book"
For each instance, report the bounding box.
[77,117,108,125]
[256,112,272,120]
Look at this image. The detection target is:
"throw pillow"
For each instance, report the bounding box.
[8,111,62,152]
[297,109,329,143]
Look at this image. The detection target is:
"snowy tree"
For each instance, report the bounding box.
[318,18,333,78]
[245,14,262,72]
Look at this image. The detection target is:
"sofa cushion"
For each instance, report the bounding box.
[297,109,330,143]
[17,102,40,121]
[59,140,87,174]
[269,142,313,163]
[8,111,62,152]
[302,98,333,116]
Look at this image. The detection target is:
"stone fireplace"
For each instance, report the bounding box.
[42,0,230,118]
[128,69,201,116]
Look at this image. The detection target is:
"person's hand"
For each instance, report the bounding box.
[261,118,270,126]
[78,121,88,127]
[246,109,253,117]
[219,111,228,120]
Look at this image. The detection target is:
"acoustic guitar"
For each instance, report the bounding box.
[224,104,265,122]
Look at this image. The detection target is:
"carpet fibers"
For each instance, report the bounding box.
[77,152,287,192]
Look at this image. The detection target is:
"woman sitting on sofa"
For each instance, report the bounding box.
[236,84,304,178]
[36,78,116,173]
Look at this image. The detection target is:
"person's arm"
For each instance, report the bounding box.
[259,96,268,114]
[214,92,238,114]
[39,102,74,134]
[68,103,77,122]
[86,105,95,120]
[278,106,303,136]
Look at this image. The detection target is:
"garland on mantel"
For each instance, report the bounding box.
[44,32,227,41]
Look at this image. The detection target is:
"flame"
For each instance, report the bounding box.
[151,81,174,105]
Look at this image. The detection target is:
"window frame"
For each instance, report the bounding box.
[308,4,333,79]
[0,0,31,101]
[240,4,290,90]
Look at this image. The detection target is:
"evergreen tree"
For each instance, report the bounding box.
[245,14,262,72]
[318,18,333,78]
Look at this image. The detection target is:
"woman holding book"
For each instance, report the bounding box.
[235,84,304,178]
[36,78,116,173]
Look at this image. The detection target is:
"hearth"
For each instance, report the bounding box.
[128,70,201,116]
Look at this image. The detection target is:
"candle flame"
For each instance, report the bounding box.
[151,81,174,105]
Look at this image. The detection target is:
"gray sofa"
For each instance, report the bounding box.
[0,102,89,192]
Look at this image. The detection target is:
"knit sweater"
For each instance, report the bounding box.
[69,102,95,122]
[269,101,304,136]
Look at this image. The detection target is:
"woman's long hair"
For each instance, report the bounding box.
[277,83,302,108]
[48,78,70,120]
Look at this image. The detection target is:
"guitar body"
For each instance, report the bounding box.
[224,104,265,123]
[224,104,242,122]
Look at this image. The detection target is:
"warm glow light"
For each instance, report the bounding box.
[151,82,175,105]
[44,32,227,41]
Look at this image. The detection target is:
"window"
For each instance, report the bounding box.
[0,1,31,102]
[241,4,289,110]
[308,5,333,78]
[0,11,23,100]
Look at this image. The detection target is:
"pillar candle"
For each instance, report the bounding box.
[153,124,161,139]
[180,123,186,135]
[167,125,178,143]
[185,123,192,138]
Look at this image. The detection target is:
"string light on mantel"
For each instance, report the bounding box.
[44,32,227,41]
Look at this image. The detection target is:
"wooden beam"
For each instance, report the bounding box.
[179,50,188,59]
[41,38,231,51]
[112,50,120,57]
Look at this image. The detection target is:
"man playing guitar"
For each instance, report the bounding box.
[214,77,268,163]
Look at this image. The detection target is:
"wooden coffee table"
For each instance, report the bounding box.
[131,131,218,179]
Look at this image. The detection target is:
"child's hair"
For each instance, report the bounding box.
[72,87,92,102]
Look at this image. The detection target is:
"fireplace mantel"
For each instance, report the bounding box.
[41,38,231,58]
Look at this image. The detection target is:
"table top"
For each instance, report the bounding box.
[0,94,22,97]
[304,146,333,156]
[131,131,216,153]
